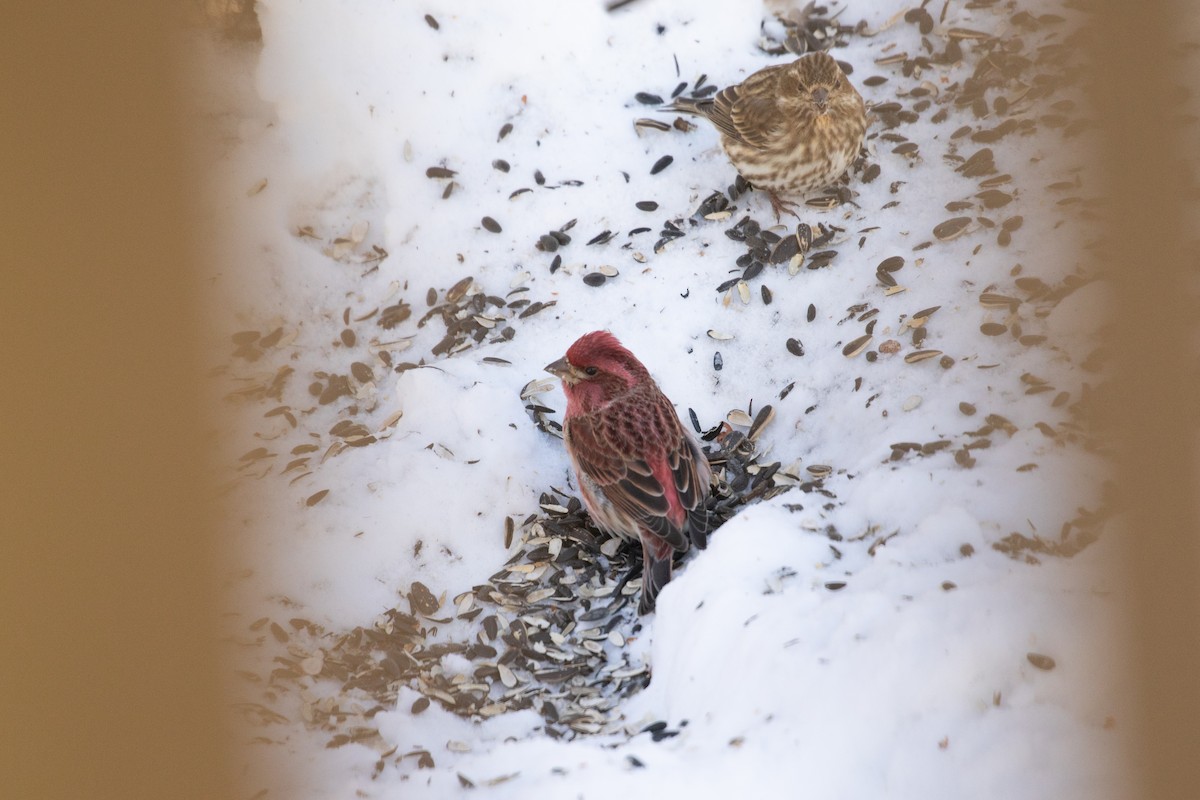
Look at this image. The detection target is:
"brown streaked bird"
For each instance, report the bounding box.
[667,50,867,218]
[545,331,711,614]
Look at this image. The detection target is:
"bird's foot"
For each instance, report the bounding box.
[765,190,803,223]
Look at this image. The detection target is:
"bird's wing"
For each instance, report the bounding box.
[675,429,711,550]
[716,63,792,149]
[566,390,707,552]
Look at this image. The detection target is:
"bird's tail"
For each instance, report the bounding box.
[638,536,675,615]
[661,96,712,117]
[688,505,710,551]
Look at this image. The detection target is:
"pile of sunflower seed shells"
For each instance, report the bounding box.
[242,396,821,761]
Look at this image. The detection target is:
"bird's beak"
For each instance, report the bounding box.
[812,86,829,111]
[545,356,582,385]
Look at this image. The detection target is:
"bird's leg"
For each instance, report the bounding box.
[765,189,803,223]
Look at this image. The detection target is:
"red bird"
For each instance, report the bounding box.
[545,331,711,614]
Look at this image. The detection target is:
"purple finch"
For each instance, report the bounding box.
[667,51,866,218]
[545,331,711,614]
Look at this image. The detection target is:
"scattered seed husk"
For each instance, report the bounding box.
[980,292,1020,309]
[1027,652,1056,671]
[843,334,873,358]
[749,405,774,441]
[904,349,943,363]
[635,118,671,133]
[727,409,753,427]
[934,217,972,240]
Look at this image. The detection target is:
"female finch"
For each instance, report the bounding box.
[667,50,867,218]
[545,331,711,614]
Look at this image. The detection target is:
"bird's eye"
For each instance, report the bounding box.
[584,366,599,376]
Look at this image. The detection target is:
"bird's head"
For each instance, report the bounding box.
[789,51,860,121]
[545,331,648,412]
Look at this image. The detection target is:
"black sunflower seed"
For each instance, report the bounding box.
[492,159,510,172]
[583,273,607,287]
[769,234,801,264]
[636,200,659,211]
[650,155,674,175]
[482,216,502,233]
[786,338,804,356]
[695,191,729,217]
[635,92,664,105]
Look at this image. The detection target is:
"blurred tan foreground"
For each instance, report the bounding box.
[0,3,225,799]
[1,1,1196,798]
[1092,1,1200,797]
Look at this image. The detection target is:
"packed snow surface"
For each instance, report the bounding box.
[196,0,1130,797]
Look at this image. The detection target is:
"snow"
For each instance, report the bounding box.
[194,0,1131,797]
